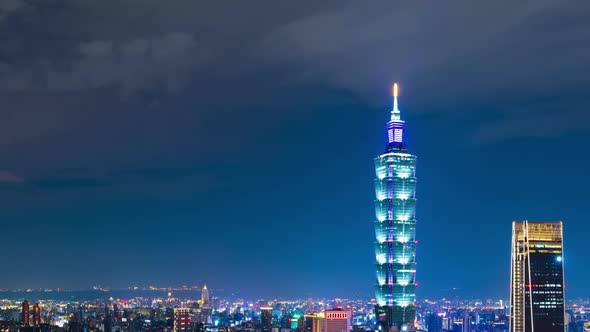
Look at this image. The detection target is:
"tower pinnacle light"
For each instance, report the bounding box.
[392,83,400,120]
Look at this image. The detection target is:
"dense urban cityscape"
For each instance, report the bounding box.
[0,87,574,332]
[2,2,586,332]
[2,289,590,332]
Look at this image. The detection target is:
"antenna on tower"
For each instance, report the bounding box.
[391,83,400,120]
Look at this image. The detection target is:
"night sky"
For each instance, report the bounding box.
[1,1,589,299]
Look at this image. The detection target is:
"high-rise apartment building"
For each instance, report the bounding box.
[33,303,41,325]
[261,307,273,332]
[174,308,191,332]
[510,221,565,332]
[323,310,350,332]
[22,300,30,326]
[373,84,418,331]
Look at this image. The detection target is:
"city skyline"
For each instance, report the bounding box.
[1,1,589,301]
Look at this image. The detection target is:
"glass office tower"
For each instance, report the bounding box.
[510,221,565,332]
[374,84,417,331]
[261,307,273,332]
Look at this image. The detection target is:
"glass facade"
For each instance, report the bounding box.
[373,85,417,330]
[510,221,565,332]
[261,307,273,332]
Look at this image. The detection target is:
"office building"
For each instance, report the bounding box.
[462,316,471,332]
[426,314,442,332]
[442,318,453,331]
[104,305,113,332]
[261,307,273,332]
[174,308,191,332]
[312,314,324,332]
[510,220,565,332]
[324,310,350,332]
[303,314,316,332]
[373,84,418,331]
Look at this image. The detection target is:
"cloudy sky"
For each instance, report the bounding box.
[1,0,589,298]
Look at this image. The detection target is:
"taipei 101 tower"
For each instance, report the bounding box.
[373,84,417,331]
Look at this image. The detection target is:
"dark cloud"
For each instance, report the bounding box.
[0,169,24,183]
[262,2,590,91]
[0,31,203,95]
[27,165,220,190]
[0,0,330,95]
[0,0,24,20]
[0,0,589,179]
[260,1,590,141]
[474,98,590,143]
[0,1,589,296]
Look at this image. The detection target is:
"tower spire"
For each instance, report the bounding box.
[391,83,400,120]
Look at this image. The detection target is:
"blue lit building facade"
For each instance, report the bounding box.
[373,84,417,331]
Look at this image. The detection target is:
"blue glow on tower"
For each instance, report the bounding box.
[374,84,417,330]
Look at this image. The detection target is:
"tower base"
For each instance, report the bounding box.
[374,305,416,332]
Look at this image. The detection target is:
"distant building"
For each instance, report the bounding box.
[201,285,210,307]
[261,307,273,332]
[33,303,41,325]
[312,314,324,332]
[476,311,495,325]
[22,300,30,326]
[510,221,565,332]
[0,321,13,332]
[426,314,442,332]
[461,316,471,332]
[442,318,453,331]
[199,307,212,324]
[104,305,113,332]
[174,308,191,332]
[324,310,350,332]
[303,314,315,332]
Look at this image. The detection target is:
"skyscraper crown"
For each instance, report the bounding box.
[386,83,405,149]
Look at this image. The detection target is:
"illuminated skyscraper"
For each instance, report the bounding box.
[174,308,191,332]
[373,84,417,331]
[22,300,30,326]
[510,221,565,332]
[201,285,210,307]
[33,303,41,325]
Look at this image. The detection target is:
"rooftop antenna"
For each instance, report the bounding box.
[391,83,400,120]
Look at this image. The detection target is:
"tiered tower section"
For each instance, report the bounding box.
[374,84,417,331]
